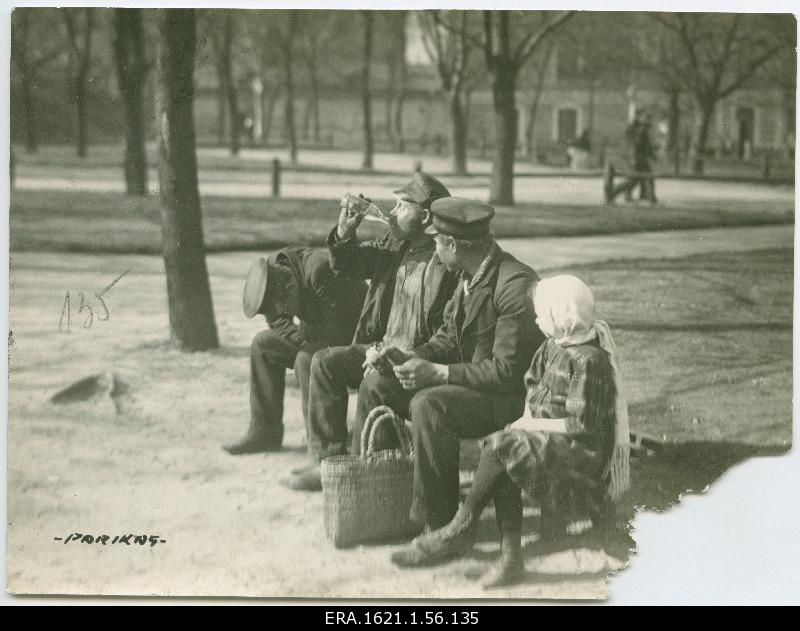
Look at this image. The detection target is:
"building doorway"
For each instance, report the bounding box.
[557,107,578,143]
[736,107,755,159]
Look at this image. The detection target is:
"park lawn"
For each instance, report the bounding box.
[10,188,795,254]
[6,247,792,598]
[15,143,796,182]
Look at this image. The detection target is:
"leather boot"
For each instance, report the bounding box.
[481,530,524,589]
[391,505,478,567]
[222,424,282,455]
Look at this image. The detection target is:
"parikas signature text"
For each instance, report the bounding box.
[54,533,166,547]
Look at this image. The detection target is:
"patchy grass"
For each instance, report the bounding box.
[10,188,794,254]
[6,247,792,597]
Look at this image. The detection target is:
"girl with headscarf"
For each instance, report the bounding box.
[391,275,630,588]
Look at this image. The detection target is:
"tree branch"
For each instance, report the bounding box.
[431,9,484,51]
[673,14,710,99]
[513,10,575,67]
[719,42,784,98]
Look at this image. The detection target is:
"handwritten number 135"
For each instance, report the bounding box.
[58,270,131,334]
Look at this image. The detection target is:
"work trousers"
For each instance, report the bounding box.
[407,385,506,530]
[249,329,315,446]
[306,344,369,461]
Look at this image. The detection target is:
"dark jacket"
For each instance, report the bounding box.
[327,228,458,346]
[414,246,545,425]
[268,246,367,352]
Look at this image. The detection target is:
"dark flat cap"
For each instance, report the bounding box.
[242,255,293,318]
[425,197,495,239]
[393,171,450,208]
[243,257,269,318]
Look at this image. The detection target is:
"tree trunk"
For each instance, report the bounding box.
[667,85,681,175]
[782,87,794,159]
[216,77,227,146]
[64,9,94,158]
[490,66,517,206]
[393,13,408,152]
[113,8,148,195]
[284,11,299,165]
[157,9,219,352]
[361,11,374,169]
[692,99,716,175]
[263,83,280,145]
[21,74,39,153]
[311,67,321,143]
[449,87,467,175]
[384,62,397,145]
[524,89,543,162]
[222,13,240,156]
[75,72,89,157]
[524,42,554,161]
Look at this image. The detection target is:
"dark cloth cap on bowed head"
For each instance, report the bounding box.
[242,255,293,318]
[424,197,495,239]
[392,171,451,209]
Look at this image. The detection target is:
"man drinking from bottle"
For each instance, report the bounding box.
[285,172,458,491]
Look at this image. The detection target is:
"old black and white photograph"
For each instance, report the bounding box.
[3,1,798,603]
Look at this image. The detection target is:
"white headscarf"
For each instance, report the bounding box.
[533,275,631,501]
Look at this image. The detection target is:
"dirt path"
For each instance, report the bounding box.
[6,227,793,599]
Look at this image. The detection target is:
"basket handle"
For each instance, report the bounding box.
[361,405,411,456]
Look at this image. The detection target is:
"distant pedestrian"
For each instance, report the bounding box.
[610,109,657,204]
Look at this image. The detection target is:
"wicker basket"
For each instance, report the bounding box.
[321,406,421,548]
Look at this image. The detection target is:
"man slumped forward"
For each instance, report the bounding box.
[224,246,366,455]
[376,197,545,533]
[286,172,458,491]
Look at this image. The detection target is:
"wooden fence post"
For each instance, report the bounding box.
[271,158,281,199]
[603,161,614,205]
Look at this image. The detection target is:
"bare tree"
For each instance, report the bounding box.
[157,8,219,352]
[652,13,789,174]
[299,12,338,143]
[113,8,149,195]
[394,16,409,152]
[239,11,281,146]
[63,8,96,157]
[443,11,574,204]
[263,10,301,164]
[420,10,477,175]
[380,11,409,151]
[521,40,555,161]
[11,9,63,153]
[361,10,375,169]
[203,11,242,155]
[485,11,574,204]
[762,17,798,158]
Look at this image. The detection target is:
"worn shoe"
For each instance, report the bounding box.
[391,506,478,567]
[480,549,524,589]
[222,430,282,455]
[281,466,322,492]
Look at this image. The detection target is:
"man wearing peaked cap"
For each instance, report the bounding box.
[285,171,459,491]
[423,197,495,240]
[223,247,366,456]
[373,197,546,548]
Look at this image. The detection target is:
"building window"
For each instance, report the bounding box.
[554,107,580,143]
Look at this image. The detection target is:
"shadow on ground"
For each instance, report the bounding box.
[457,438,790,590]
